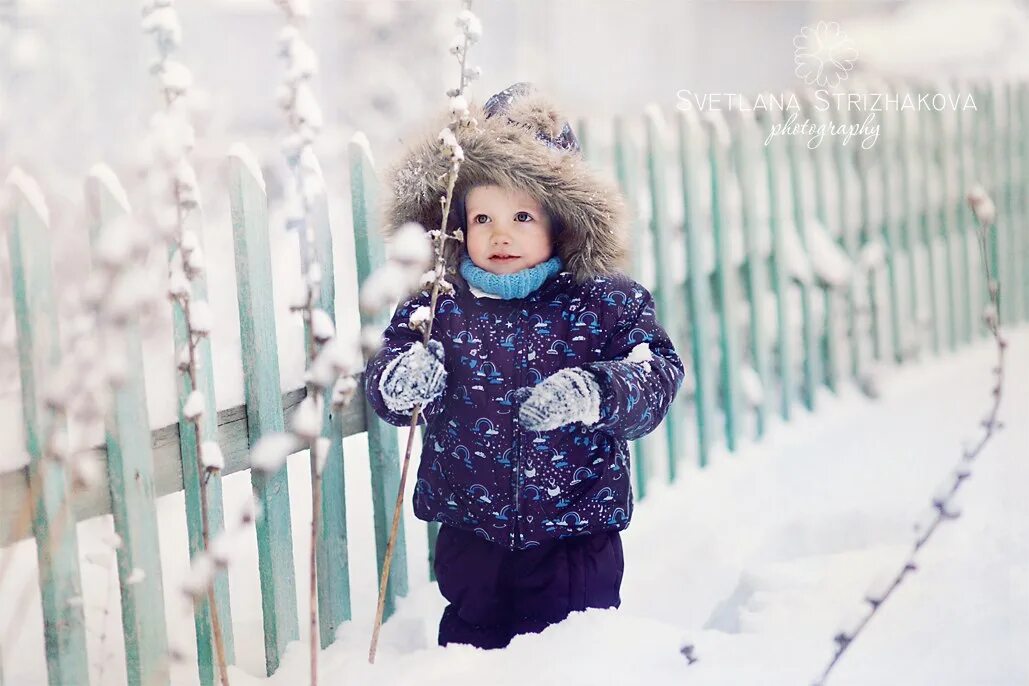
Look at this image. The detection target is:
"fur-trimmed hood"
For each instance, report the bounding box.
[382,89,630,285]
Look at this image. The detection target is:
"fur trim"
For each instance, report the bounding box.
[383,96,629,285]
[498,91,570,142]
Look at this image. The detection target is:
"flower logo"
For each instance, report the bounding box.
[793,21,857,88]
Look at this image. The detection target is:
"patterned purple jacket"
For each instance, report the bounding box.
[363,270,685,550]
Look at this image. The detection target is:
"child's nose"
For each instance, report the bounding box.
[490,226,514,244]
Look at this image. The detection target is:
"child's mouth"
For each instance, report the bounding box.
[490,255,519,263]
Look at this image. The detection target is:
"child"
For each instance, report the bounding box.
[364,82,685,649]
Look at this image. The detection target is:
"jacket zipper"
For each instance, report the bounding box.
[511,311,525,551]
[511,415,521,550]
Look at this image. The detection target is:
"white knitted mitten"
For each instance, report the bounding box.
[517,367,602,432]
[379,340,447,413]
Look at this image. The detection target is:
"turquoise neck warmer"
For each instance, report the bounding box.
[459,254,563,300]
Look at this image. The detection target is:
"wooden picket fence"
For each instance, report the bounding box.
[1,79,1027,686]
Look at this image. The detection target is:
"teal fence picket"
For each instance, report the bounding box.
[877,99,904,362]
[731,104,773,439]
[1001,82,1019,325]
[676,108,715,464]
[705,112,741,451]
[784,106,819,411]
[1020,83,1029,323]
[612,116,652,497]
[757,108,795,421]
[85,166,169,686]
[807,100,843,392]
[1021,83,1029,323]
[349,134,410,616]
[897,100,923,357]
[227,146,300,673]
[851,94,886,366]
[975,82,996,332]
[303,154,353,649]
[5,169,90,686]
[645,108,690,480]
[915,100,943,355]
[934,89,960,353]
[833,98,865,382]
[954,81,976,344]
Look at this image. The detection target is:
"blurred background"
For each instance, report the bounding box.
[3,0,1029,189]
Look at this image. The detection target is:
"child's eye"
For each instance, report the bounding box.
[473,214,490,224]
[514,211,533,222]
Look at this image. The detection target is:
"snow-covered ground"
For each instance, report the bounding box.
[3,323,1025,685]
[262,324,1028,686]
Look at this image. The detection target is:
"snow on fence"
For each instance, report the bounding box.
[2,79,1028,686]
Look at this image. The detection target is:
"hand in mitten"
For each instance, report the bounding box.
[517,367,602,432]
[379,340,447,414]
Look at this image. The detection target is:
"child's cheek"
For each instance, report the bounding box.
[467,229,489,267]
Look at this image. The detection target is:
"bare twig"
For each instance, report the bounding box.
[812,184,1007,686]
[270,2,372,681]
[141,1,230,682]
[368,0,481,665]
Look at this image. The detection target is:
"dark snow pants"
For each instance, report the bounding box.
[434,524,624,649]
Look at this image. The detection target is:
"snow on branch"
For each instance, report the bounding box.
[267,4,364,681]
[142,0,221,491]
[270,10,365,404]
[358,0,482,359]
[366,0,482,666]
[140,3,232,682]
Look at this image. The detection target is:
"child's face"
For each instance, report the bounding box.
[464,184,553,275]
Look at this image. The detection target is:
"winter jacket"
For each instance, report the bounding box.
[363,272,685,549]
[364,85,685,549]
